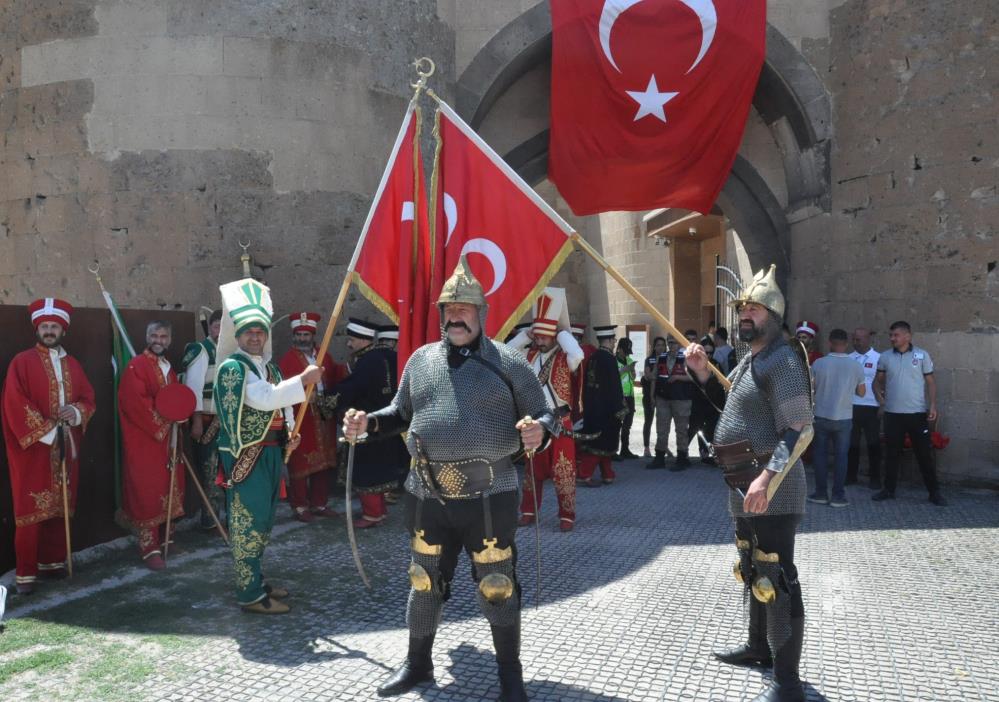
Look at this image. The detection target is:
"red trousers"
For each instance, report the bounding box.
[289,469,330,510]
[520,432,576,524]
[14,517,67,585]
[358,493,387,521]
[577,453,616,482]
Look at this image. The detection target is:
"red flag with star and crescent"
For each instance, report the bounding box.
[432,101,575,340]
[351,103,432,372]
[548,0,766,216]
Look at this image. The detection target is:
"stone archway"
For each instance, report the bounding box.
[455,4,833,285]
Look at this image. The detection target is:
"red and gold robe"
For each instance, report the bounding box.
[2,344,96,527]
[277,348,347,479]
[117,350,185,534]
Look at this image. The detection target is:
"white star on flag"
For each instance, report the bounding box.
[626,75,678,123]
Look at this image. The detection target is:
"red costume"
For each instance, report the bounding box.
[3,305,95,588]
[511,290,585,529]
[117,349,185,559]
[277,327,347,516]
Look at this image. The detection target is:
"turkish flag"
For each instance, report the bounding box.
[352,104,431,373]
[434,102,575,340]
[548,0,766,215]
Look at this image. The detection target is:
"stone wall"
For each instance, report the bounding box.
[786,0,999,484]
[0,0,454,360]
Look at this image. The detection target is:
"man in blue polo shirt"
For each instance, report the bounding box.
[872,321,946,506]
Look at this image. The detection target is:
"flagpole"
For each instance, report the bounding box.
[572,233,732,390]
[287,57,437,460]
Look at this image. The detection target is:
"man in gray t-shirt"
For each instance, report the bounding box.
[807,329,866,506]
[872,320,946,506]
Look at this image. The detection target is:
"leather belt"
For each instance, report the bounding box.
[713,439,772,494]
[418,457,511,499]
[258,429,283,446]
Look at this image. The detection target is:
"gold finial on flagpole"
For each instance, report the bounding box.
[238,240,252,278]
[411,57,436,95]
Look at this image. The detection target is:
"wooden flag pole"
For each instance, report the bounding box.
[571,233,732,390]
[285,273,354,462]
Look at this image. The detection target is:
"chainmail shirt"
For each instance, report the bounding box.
[369,332,548,500]
[714,337,813,517]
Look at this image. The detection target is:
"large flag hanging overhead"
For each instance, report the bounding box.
[433,100,575,340]
[548,0,766,216]
[351,103,432,372]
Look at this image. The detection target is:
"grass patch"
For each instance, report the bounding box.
[0,649,74,684]
[0,619,89,655]
[81,643,157,701]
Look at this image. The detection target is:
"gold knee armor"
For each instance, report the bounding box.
[412,529,442,556]
[479,573,514,604]
[751,548,779,604]
[408,562,432,592]
[472,537,513,564]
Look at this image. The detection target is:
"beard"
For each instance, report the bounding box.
[293,340,313,351]
[38,334,61,348]
[738,320,764,343]
[149,344,166,356]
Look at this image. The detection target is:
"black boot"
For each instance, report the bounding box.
[750,617,805,702]
[714,600,772,669]
[492,623,528,701]
[670,451,690,471]
[645,451,666,470]
[377,635,435,697]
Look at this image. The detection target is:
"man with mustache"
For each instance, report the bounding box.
[507,287,584,531]
[2,299,96,595]
[326,318,406,528]
[182,308,224,529]
[277,312,348,522]
[686,265,814,702]
[344,257,554,700]
[118,320,186,569]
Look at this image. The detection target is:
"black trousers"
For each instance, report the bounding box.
[641,382,655,448]
[847,405,881,483]
[404,491,520,590]
[735,513,804,619]
[689,399,719,456]
[619,395,635,452]
[883,412,939,495]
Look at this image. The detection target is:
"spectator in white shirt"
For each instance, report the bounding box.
[847,328,882,489]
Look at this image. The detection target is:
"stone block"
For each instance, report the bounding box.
[94,0,169,37]
[17,0,98,46]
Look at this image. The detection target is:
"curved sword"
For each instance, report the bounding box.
[344,423,372,589]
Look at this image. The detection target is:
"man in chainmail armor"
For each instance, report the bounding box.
[343,257,556,701]
[685,265,813,702]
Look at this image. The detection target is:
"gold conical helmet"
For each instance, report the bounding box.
[730,264,785,319]
[437,255,486,307]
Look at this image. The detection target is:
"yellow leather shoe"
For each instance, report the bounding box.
[264,584,289,600]
[241,597,290,615]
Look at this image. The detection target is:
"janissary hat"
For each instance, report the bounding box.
[377,324,399,341]
[795,320,819,338]
[346,318,376,340]
[290,311,320,333]
[531,287,570,338]
[29,298,73,329]
[593,325,616,340]
[570,322,586,337]
[217,278,274,362]
[730,264,785,319]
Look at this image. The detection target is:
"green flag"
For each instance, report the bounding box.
[103,289,135,510]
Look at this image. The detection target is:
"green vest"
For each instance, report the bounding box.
[215,353,284,457]
[181,338,218,413]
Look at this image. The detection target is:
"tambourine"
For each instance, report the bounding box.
[154,383,198,423]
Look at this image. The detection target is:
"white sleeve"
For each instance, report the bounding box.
[39,426,57,446]
[506,330,532,354]
[184,350,208,412]
[557,330,584,372]
[244,374,307,412]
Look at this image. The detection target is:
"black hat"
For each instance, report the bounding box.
[593,325,616,339]
[346,318,376,340]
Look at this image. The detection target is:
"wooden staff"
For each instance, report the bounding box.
[57,425,73,577]
[571,233,732,390]
[164,423,178,562]
[284,273,353,462]
[179,452,229,545]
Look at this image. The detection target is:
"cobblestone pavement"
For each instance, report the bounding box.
[2,422,998,701]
